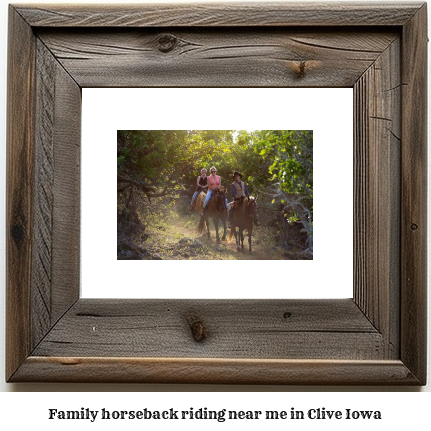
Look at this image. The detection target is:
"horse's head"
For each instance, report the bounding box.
[246,196,259,221]
[214,187,226,212]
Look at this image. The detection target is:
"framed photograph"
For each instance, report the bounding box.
[6,2,427,384]
[82,87,352,300]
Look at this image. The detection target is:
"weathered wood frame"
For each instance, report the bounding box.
[6,2,427,385]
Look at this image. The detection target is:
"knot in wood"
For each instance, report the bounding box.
[157,34,178,53]
[186,314,206,342]
[294,61,307,78]
[11,222,25,246]
[410,223,418,231]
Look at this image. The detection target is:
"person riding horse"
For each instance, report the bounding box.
[201,166,228,216]
[189,168,208,211]
[229,171,260,227]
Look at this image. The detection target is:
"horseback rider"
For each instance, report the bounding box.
[229,171,260,226]
[201,166,228,216]
[189,168,208,211]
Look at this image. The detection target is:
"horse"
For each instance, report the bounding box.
[197,187,227,242]
[194,190,206,215]
[227,196,259,252]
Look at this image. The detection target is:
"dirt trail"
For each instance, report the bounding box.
[138,211,287,260]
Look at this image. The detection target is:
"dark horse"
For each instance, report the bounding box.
[197,187,227,242]
[227,196,258,252]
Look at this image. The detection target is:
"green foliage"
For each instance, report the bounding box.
[117,130,313,197]
[117,130,190,190]
[255,130,313,197]
[118,129,313,255]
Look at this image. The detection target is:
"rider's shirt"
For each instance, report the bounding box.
[196,175,207,191]
[208,175,221,190]
[231,180,249,198]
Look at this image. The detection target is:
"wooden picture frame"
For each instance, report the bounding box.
[6,2,427,385]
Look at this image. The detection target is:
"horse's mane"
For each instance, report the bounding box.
[236,196,255,217]
[244,196,255,206]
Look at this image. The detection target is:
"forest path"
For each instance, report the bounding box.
[142,210,286,260]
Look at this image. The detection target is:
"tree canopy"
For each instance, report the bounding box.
[117,130,313,256]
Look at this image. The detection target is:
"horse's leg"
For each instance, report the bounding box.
[234,228,240,250]
[215,218,220,243]
[240,228,245,251]
[248,228,252,253]
[206,215,210,238]
[221,217,227,241]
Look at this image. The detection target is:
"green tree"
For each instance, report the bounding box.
[117,130,191,229]
[255,130,313,255]
[117,129,312,257]
[256,130,313,196]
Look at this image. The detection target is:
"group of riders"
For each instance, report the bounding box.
[188,166,260,228]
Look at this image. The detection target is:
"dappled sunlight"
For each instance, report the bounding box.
[117,130,312,261]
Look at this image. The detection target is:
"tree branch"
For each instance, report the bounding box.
[117,176,156,193]
[145,187,169,199]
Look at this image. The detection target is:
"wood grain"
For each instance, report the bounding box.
[353,38,401,358]
[12,357,421,385]
[31,39,81,348]
[6,7,36,381]
[400,3,428,384]
[32,40,56,347]
[32,299,384,360]
[50,50,81,325]
[6,2,427,385]
[37,29,398,88]
[15,2,422,27]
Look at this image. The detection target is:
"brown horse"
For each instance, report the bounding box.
[227,196,259,252]
[197,187,227,242]
[194,191,206,215]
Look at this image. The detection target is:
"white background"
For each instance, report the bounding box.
[81,87,353,299]
[0,0,430,423]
